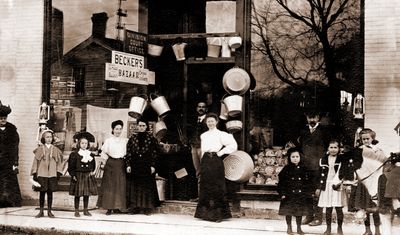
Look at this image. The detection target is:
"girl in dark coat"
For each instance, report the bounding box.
[126,119,160,215]
[278,147,312,235]
[68,132,98,217]
[0,102,21,208]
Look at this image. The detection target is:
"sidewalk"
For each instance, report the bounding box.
[1,206,400,235]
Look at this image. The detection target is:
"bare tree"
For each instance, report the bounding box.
[252,0,361,123]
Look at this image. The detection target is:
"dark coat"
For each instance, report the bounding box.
[67,152,96,176]
[126,132,158,177]
[337,148,363,181]
[0,122,21,207]
[297,124,331,171]
[318,154,342,191]
[277,163,313,216]
[188,115,208,148]
[0,122,19,167]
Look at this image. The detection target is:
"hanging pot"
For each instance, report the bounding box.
[222,94,243,117]
[153,120,167,139]
[219,101,228,120]
[228,36,242,49]
[150,93,171,117]
[172,42,187,61]
[225,120,243,133]
[128,94,148,118]
[222,67,251,95]
[148,44,164,57]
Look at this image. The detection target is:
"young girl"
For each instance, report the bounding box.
[317,140,346,235]
[68,132,98,217]
[31,129,63,218]
[352,128,387,235]
[278,147,312,235]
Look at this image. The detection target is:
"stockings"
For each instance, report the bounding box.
[39,191,53,209]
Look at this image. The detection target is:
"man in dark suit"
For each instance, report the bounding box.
[297,110,331,226]
[188,101,208,202]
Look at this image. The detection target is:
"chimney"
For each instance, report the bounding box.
[91,12,108,38]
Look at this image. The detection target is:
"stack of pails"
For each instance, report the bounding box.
[220,67,250,133]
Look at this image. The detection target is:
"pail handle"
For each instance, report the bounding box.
[150,93,160,101]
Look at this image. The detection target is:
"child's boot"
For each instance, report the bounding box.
[47,206,55,218]
[35,207,44,218]
[337,225,343,235]
[286,224,293,234]
[74,209,80,217]
[323,225,331,235]
[374,225,381,235]
[83,208,92,216]
[296,225,304,235]
[363,226,373,235]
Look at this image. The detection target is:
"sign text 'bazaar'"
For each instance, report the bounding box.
[112,50,144,69]
[105,63,154,85]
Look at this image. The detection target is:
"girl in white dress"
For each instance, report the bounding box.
[317,140,346,235]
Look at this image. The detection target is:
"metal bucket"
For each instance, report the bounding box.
[128,94,148,118]
[150,93,171,117]
[172,42,187,61]
[222,94,243,117]
[155,175,167,201]
[225,120,243,133]
[154,120,167,139]
[148,44,163,57]
[219,101,228,120]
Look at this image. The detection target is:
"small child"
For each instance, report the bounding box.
[68,132,98,217]
[316,140,346,235]
[277,147,312,235]
[353,128,386,235]
[31,129,63,218]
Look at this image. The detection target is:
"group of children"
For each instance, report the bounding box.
[31,129,97,218]
[278,128,400,235]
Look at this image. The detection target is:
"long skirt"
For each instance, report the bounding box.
[385,166,400,198]
[194,152,232,222]
[278,194,313,217]
[69,172,98,197]
[97,158,126,210]
[126,174,160,210]
[0,166,21,207]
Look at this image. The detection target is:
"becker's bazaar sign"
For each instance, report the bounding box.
[106,50,154,85]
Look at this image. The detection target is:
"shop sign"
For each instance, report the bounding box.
[112,50,144,69]
[105,63,150,85]
[124,30,147,56]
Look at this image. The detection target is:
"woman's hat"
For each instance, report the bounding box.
[73,131,95,142]
[0,101,11,117]
[40,128,54,138]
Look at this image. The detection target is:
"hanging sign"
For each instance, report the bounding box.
[105,63,149,85]
[124,30,147,56]
[112,50,144,69]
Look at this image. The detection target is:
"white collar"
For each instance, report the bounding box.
[308,123,319,130]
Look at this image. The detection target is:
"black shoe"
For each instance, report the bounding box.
[113,209,122,214]
[297,228,305,235]
[74,211,80,217]
[47,211,55,218]
[35,211,44,218]
[106,210,112,215]
[309,219,322,226]
[83,210,92,216]
[143,209,152,215]
[302,216,313,225]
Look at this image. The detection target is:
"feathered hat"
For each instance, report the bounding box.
[0,100,12,117]
[73,131,95,142]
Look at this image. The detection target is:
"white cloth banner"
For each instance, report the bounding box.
[206,1,236,33]
[86,105,130,147]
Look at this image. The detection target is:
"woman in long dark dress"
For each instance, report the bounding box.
[0,102,22,208]
[126,119,160,214]
[194,113,237,222]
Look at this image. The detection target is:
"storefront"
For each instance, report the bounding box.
[1,0,399,208]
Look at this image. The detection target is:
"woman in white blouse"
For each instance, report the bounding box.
[194,113,237,222]
[97,120,128,215]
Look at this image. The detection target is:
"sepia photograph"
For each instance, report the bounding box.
[0,0,400,234]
